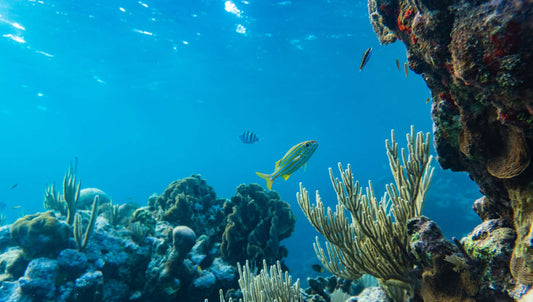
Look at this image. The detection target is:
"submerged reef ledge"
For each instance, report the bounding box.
[368,0,533,300]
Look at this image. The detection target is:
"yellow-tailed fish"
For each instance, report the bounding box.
[256,140,318,190]
[359,47,372,71]
[396,58,400,71]
[404,62,409,77]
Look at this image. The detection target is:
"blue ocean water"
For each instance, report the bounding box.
[0,0,480,283]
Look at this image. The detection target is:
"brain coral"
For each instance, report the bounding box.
[10,211,71,258]
[220,184,296,268]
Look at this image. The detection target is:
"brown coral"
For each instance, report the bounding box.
[366,0,533,298]
[220,184,295,268]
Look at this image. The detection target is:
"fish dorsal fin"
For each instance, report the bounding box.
[281,174,290,181]
[275,159,281,169]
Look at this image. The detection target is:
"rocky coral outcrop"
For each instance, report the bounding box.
[1,173,298,302]
[368,0,533,299]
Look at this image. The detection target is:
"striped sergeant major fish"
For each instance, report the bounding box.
[239,131,260,144]
[256,140,318,190]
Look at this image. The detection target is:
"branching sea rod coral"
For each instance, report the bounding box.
[216,260,302,302]
[297,127,433,298]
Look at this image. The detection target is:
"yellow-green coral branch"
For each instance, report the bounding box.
[64,164,81,226]
[297,126,434,292]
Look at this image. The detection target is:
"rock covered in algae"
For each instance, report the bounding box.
[367,0,533,298]
[220,183,296,268]
[407,217,479,301]
[462,219,516,298]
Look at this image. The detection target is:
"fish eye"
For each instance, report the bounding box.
[305,143,310,147]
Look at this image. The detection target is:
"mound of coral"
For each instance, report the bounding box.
[0,174,296,302]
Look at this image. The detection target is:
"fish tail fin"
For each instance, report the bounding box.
[256,172,273,190]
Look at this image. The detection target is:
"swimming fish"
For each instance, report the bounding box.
[359,47,372,71]
[426,97,430,104]
[10,184,18,190]
[404,62,409,77]
[11,205,21,209]
[311,264,325,273]
[256,140,318,190]
[395,58,400,71]
[239,131,260,144]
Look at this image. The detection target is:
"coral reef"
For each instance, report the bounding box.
[221,183,296,268]
[366,0,533,299]
[2,170,302,302]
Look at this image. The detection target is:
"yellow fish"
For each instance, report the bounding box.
[256,140,318,190]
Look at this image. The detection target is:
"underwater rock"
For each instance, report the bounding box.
[305,276,335,302]
[220,183,296,268]
[102,279,130,302]
[407,217,479,301]
[10,211,70,258]
[74,270,104,301]
[208,258,236,289]
[188,270,217,300]
[0,248,28,282]
[367,0,533,298]
[88,220,151,291]
[18,258,59,300]
[462,219,516,299]
[57,249,88,279]
[355,287,391,302]
[0,281,26,302]
[0,226,12,253]
[78,188,111,210]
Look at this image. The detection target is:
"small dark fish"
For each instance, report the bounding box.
[359,47,372,71]
[311,264,325,273]
[404,62,409,77]
[10,184,18,190]
[395,58,400,71]
[426,97,431,104]
[239,131,260,144]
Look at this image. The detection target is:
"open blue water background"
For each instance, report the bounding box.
[1,0,481,282]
